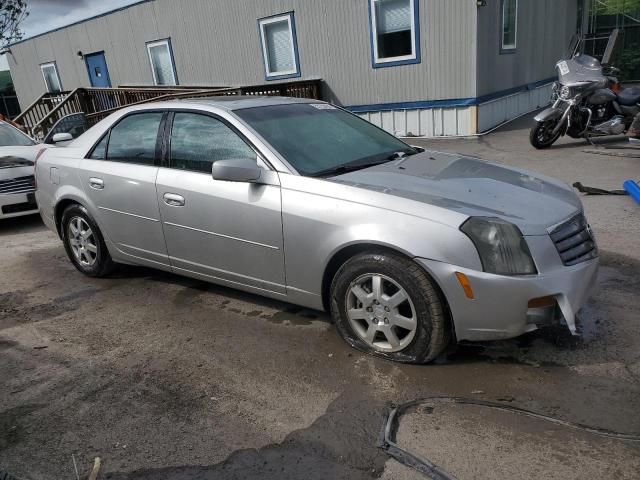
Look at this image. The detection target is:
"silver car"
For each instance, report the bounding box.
[36,97,599,363]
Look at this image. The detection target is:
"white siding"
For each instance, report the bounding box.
[357,106,475,137]
[8,0,478,110]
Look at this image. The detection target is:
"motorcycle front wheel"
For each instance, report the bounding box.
[530,120,562,149]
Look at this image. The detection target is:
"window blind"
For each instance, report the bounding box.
[149,43,176,85]
[42,66,61,92]
[375,0,412,34]
[265,20,294,73]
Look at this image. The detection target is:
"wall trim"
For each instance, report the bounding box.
[346,77,555,113]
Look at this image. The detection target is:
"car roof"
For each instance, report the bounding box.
[172,95,320,111]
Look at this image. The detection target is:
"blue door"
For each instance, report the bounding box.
[85,52,111,87]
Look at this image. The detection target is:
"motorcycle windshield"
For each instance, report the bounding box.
[556,55,607,86]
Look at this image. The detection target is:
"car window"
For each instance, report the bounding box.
[89,133,109,159]
[106,112,163,165]
[0,122,35,147]
[169,113,255,173]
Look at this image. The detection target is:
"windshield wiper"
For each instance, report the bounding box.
[311,150,418,178]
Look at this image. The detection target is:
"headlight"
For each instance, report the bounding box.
[461,217,537,275]
[559,85,572,100]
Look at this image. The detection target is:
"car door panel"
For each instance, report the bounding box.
[79,159,168,265]
[156,168,285,293]
[156,111,286,293]
[79,111,169,267]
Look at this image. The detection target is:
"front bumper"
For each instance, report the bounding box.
[416,256,599,342]
[0,191,38,219]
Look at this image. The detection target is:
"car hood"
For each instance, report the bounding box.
[329,151,582,235]
[0,145,44,181]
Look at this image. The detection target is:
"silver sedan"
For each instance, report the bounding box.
[35,97,598,363]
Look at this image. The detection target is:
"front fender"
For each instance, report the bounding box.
[534,107,564,123]
[279,175,483,302]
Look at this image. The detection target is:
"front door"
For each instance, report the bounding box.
[155,111,286,294]
[85,52,111,87]
[79,111,169,268]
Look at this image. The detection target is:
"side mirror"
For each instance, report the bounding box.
[212,158,262,183]
[52,132,73,143]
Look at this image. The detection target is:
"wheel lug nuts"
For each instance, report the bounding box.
[366,307,372,312]
[384,318,388,324]
[384,306,390,312]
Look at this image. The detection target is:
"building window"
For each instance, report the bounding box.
[369,0,420,68]
[258,12,301,80]
[40,62,62,93]
[146,39,178,86]
[501,0,518,52]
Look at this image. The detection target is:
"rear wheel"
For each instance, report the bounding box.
[61,204,115,277]
[330,251,449,364]
[530,119,562,149]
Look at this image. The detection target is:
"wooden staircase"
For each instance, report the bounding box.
[14,80,322,140]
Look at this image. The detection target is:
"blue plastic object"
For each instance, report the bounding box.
[623,179,640,204]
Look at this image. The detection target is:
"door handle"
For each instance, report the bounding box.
[163,193,185,207]
[89,177,104,190]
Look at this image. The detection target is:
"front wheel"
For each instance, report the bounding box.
[530,120,562,149]
[330,251,450,364]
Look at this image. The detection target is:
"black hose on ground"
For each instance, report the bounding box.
[379,396,640,480]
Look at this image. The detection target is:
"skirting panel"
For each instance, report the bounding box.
[353,82,553,138]
[477,83,553,133]
[356,106,475,138]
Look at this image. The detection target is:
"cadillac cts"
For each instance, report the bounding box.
[35,97,599,363]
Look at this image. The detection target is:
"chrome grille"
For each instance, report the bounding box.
[0,175,35,194]
[549,214,597,266]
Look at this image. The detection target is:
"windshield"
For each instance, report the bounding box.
[235,103,414,176]
[0,122,35,147]
[556,55,607,85]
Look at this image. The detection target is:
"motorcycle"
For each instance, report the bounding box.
[530,54,640,149]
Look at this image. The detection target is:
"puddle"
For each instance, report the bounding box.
[266,306,324,326]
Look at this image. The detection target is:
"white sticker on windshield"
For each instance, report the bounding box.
[310,103,336,110]
[558,61,570,75]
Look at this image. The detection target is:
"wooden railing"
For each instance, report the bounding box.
[16,79,323,140]
[24,87,194,139]
[14,91,71,137]
[86,79,322,125]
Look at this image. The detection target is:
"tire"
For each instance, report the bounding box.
[61,203,115,277]
[330,250,450,364]
[529,120,562,149]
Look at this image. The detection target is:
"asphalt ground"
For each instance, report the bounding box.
[1,113,639,479]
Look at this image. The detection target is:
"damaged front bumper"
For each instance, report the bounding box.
[416,251,599,342]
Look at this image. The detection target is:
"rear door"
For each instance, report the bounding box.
[79,111,170,268]
[155,111,286,294]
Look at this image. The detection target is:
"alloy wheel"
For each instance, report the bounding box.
[67,216,98,267]
[345,273,417,353]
